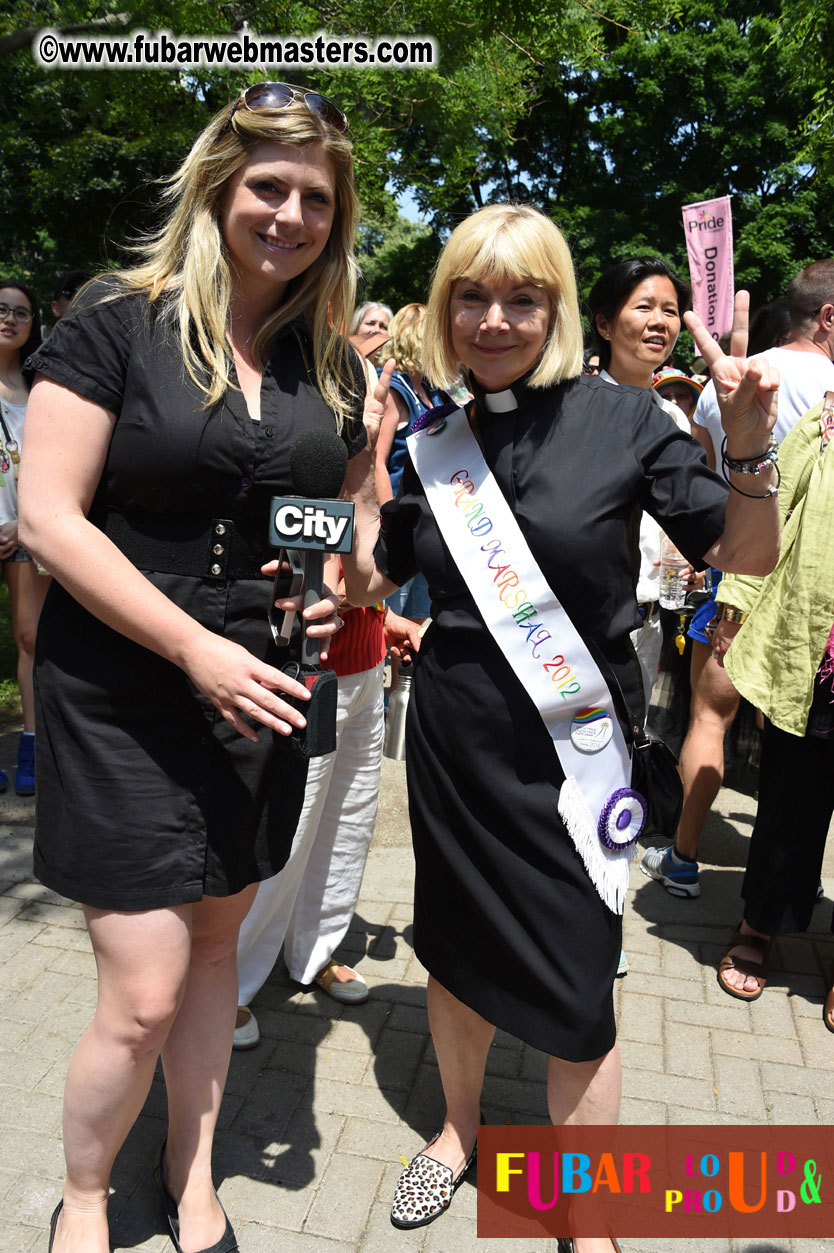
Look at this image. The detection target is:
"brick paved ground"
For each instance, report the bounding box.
[2,730,833,1252]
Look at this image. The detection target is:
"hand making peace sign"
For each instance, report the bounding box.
[684,291,780,457]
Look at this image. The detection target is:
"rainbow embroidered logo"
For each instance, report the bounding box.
[573,707,608,724]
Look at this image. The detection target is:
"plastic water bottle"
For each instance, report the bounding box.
[658,535,688,610]
[383,661,413,761]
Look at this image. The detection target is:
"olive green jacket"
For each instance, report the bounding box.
[717,398,834,737]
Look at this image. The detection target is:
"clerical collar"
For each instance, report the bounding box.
[482,388,518,413]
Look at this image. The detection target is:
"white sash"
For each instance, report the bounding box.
[408,400,645,914]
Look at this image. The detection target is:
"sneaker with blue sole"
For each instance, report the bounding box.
[640,842,700,898]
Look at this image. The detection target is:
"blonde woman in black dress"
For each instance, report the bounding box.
[346,203,781,1249]
[21,84,374,1253]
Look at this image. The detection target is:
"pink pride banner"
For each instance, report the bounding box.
[682,195,734,342]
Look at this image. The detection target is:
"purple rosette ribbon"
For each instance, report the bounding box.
[598,787,647,850]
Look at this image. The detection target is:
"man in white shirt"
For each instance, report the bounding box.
[693,262,834,465]
[643,258,834,898]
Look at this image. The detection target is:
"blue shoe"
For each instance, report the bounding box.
[617,949,629,977]
[0,766,7,793]
[640,842,700,898]
[15,734,35,796]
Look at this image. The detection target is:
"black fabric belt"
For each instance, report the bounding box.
[101,508,274,581]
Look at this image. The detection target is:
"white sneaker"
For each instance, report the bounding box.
[641,842,701,898]
[233,1006,260,1050]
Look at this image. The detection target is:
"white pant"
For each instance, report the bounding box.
[630,613,663,718]
[237,662,384,1001]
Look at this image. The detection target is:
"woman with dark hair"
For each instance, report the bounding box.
[587,257,689,383]
[586,257,695,714]
[20,83,370,1253]
[0,278,48,795]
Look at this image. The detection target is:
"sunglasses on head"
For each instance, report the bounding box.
[227,81,349,134]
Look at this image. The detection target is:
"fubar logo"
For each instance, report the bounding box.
[477,1125,832,1239]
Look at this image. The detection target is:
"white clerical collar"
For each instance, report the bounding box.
[482,388,518,413]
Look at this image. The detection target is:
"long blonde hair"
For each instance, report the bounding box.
[422,204,583,389]
[113,93,361,426]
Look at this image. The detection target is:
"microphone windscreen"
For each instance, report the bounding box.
[289,429,349,500]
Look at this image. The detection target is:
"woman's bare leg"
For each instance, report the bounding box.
[423,975,494,1174]
[161,885,257,1252]
[548,1044,622,1253]
[675,641,740,860]
[5,559,50,731]
[53,905,192,1253]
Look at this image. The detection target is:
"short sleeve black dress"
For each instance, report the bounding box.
[374,375,728,1061]
[27,281,365,912]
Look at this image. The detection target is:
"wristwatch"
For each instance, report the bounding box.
[719,605,749,625]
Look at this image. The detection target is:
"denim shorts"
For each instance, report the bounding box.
[687,570,722,644]
[386,573,431,620]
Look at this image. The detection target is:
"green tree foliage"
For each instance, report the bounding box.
[470,0,834,308]
[776,0,834,171]
[1,0,832,320]
[357,216,440,308]
[2,0,637,299]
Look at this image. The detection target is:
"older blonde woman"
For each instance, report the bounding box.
[21,82,368,1253]
[346,204,780,1248]
[374,302,449,621]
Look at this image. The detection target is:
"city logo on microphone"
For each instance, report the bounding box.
[269,497,355,552]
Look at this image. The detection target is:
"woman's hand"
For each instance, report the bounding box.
[684,292,779,456]
[710,616,742,667]
[260,557,342,661]
[181,630,311,742]
[0,519,18,560]
[364,357,396,454]
[383,608,423,663]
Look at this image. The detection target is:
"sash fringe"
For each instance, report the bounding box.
[558,775,634,915]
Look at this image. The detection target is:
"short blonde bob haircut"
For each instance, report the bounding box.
[385,302,428,377]
[112,90,361,427]
[422,204,583,390]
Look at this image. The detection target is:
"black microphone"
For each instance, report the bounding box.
[267,429,354,757]
[270,429,353,662]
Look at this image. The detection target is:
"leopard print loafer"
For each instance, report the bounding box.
[390,1134,477,1229]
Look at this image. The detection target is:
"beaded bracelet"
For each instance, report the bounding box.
[720,436,779,475]
[725,464,781,498]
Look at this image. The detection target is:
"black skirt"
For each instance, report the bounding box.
[33,576,307,911]
[406,624,621,1062]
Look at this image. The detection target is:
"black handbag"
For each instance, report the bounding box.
[281,661,338,758]
[596,649,684,840]
[628,721,683,838]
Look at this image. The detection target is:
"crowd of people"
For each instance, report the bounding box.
[2,79,833,1253]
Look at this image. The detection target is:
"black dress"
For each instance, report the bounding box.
[374,375,728,1060]
[27,282,365,911]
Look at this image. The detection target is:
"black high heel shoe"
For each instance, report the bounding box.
[48,1201,63,1251]
[557,1238,622,1252]
[153,1142,238,1253]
